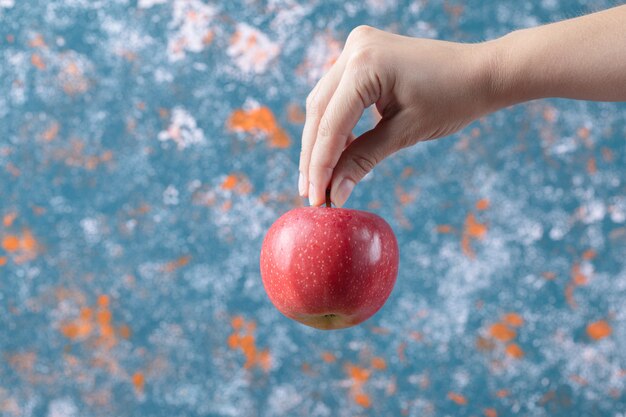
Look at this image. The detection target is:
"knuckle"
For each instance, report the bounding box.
[347,25,375,45]
[308,162,334,180]
[350,153,377,177]
[397,133,416,149]
[346,46,379,75]
[346,49,381,105]
[317,117,332,139]
[305,94,321,116]
[395,124,419,149]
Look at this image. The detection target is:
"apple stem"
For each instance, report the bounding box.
[325,189,331,208]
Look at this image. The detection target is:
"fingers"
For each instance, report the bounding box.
[330,119,407,207]
[307,63,380,206]
[299,57,347,197]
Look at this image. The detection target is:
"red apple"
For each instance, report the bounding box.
[260,206,399,330]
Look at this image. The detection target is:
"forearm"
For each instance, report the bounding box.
[485,5,626,108]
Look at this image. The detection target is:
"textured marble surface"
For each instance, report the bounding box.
[1,1,625,416]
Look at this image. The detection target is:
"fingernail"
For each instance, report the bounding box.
[333,178,355,208]
[308,183,318,206]
[298,172,306,196]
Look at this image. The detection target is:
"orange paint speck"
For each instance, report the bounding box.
[476,335,496,352]
[163,255,191,272]
[97,294,110,308]
[97,309,112,326]
[587,320,612,341]
[221,200,233,212]
[227,316,271,372]
[484,408,498,417]
[571,263,588,286]
[582,249,596,260]
[132,372,145,393]
[347,365,370,383]
[371,357,387,370]
[6,162,20,177]
[2,235,19,252]
[587,157,597,174]
[231,316,245,330]
[410,331,423,342]
[448,392,468,405]
[257,350,271,372]
[461,234,474,259]
[565,282,577,309]
[31,53,46,70]
[118,324,132,339]
[496,389,509,398]
[543,106,557,123]
[569,374,588,386]
[0,257,7,266]
[80,307,93,320]
[462,213,487,258]
[502,313,524,328]
[397,341,406,362]
[370,326,390,335]
[321,351,336,363]
[505,343,524,359]
[202,30,214,45]
[489,323,516,342]
[59,295,120,349]
[602,147,614,162]
[476,199,490,210]
[227,333,240,349]
[42,121,60,141]
[286,102,305,124]
[396,186,415,205]
[28,34,46,48]
[3,212,17,227]
[61,321,92,340]
[222,174,238,190]
[577,126,590,140]
[228,106,290,148]
[354,392,371,408]
[465,213,487,238]
[436,224,453,234]
[20,229,37,252]
[0,229,41,263]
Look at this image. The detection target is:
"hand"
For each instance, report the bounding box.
[300,5,626,208]
[298,25,496,207]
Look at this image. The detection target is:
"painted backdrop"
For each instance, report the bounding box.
[1,0,625,416]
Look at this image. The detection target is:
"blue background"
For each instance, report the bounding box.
[1,0,625,416]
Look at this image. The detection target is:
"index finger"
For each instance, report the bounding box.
[307,68,375,206]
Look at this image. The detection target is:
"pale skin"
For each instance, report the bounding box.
[299,5,626,208]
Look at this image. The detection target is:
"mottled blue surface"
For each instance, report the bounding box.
[1,1,626,416]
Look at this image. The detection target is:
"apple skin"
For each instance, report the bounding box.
[260,206,399,330]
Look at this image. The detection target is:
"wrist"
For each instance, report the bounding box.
[478,29,542,112]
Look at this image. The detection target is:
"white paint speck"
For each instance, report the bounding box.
[227,23,279,74]
[138,0,166,8]
[158,107,206,149]
[163,185,180,205]
[47,398,78,417]
[80,217,101,244]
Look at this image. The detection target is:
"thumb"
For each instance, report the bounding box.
[330,119,407,207]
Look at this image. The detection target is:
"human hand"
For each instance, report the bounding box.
[298,25,498,207]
